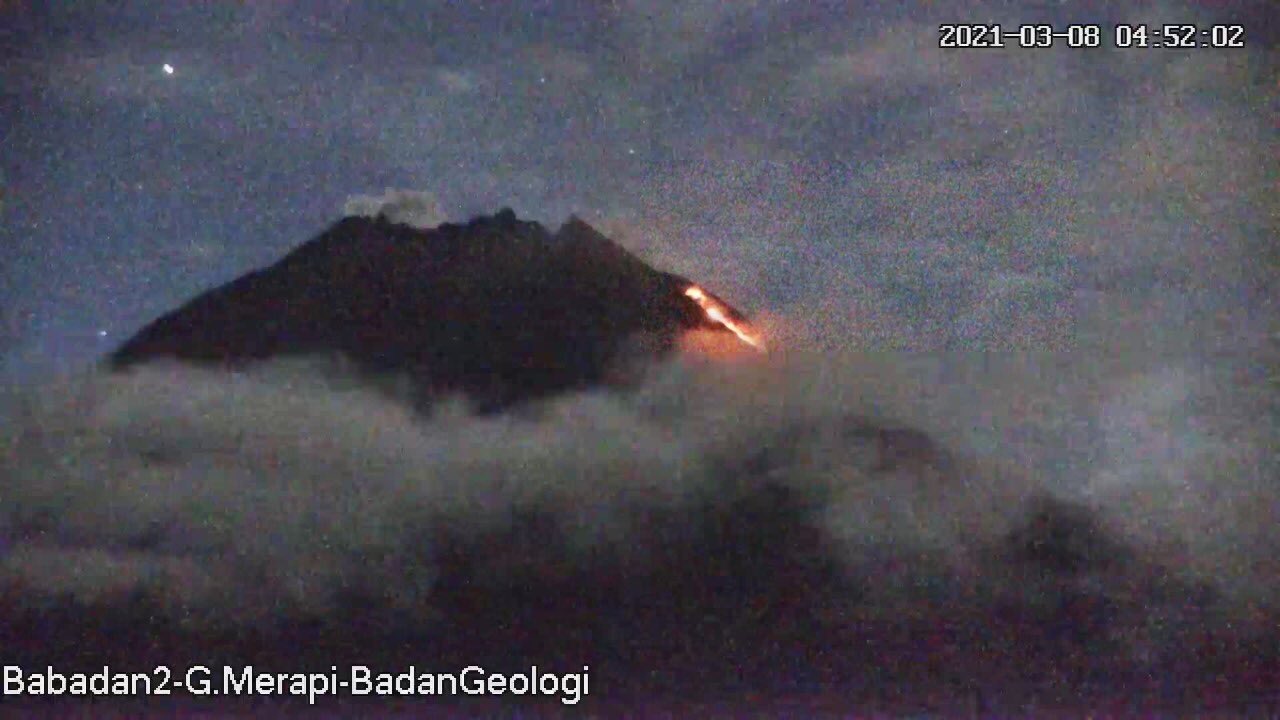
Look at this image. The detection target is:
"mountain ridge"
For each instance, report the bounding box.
[109,209,756,411]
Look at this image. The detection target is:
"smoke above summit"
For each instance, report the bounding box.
[343,189,447,230]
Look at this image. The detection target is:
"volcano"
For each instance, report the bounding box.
[14,208,1262,716]
[109,208,759,411]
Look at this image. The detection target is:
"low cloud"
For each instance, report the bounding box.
[1,342,1274,698]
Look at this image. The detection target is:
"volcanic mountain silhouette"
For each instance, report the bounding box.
[109,208,755,411]
[9,209,1269,715]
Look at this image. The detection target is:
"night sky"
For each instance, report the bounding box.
[1,1,1275,376]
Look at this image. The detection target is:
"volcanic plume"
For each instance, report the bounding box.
[109,208,762,411]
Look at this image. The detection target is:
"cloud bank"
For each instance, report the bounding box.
[1,341,1275,708]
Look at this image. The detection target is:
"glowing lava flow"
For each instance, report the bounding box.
[684,286,765,351]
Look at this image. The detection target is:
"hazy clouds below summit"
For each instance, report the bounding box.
[2,344,1275,657]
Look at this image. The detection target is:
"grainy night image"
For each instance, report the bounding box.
[1,2,1277,717]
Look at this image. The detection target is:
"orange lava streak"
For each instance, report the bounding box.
[684,286,765,351]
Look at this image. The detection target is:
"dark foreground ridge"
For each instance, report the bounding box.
[109,208,747,411]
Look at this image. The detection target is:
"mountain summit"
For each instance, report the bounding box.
[109,209,759,410]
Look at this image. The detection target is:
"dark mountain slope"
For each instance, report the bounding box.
[109,209,749,410]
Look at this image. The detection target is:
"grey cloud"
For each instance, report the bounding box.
[2,344,1274,632]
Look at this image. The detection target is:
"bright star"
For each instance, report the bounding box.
[162,63,175,75]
